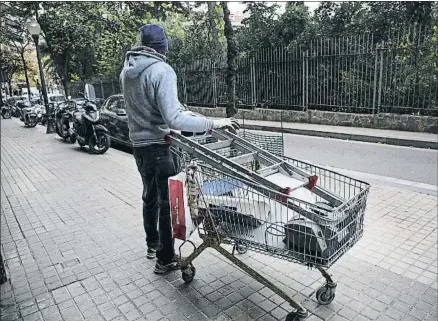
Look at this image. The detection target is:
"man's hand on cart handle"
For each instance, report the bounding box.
[212,118,240,134]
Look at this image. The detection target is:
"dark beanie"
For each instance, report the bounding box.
[140,24,168,53]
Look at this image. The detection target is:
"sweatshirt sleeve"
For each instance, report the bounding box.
[155,69,213,132]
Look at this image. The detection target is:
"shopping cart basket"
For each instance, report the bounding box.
[168,129,370,321]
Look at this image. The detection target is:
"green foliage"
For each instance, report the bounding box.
[0,50,23,85]
[5,1,187,94]
[3,0,437,114]
[236,2,281,52]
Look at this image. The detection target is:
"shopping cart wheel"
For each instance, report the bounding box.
[236,243,247,254]
[182,265,196,283]
[285,310,308,321]
[316,285,336,305]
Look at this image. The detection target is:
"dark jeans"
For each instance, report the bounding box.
[133,144,180,264]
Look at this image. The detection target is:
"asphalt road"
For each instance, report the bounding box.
[281,133,438,186]
[113,131,437,186]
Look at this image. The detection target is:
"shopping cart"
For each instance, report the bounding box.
[168,129,370,321]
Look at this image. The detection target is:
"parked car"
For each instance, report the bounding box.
[100,94,130,146]
[48,94,66,106]
[99,94,207,148]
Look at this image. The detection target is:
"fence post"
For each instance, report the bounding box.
[212,61,217,107]
[372,46,378,114]
[372,43,384,114]
[242,110,245,139]
[377,47,384,114]
[250,57,256,107]
[302,50,309,111]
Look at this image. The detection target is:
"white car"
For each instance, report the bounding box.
[48,94,66,105]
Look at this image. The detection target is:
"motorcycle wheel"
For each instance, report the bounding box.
[89,132,110,154]
[69,136,77,144]
[56,123,68,139]
[28,117,38,128]
[2,110,11,119]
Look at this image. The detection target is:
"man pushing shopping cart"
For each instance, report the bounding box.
[121,24,369,321]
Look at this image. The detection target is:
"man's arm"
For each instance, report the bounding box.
[155,69,213,132]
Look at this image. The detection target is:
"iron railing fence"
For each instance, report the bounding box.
[71,25,438,116]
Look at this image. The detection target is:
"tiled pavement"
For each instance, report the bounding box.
[1,119,437,321]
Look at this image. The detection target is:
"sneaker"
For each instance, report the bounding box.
[147,248,156,260]
[154,256,181,274]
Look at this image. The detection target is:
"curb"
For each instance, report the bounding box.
[241,124,438,150]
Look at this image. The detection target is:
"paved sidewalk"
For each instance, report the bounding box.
[1,119,437,321]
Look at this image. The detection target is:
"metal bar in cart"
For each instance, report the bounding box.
[214,130,344,206]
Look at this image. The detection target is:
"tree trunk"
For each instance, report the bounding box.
[62,51,69,96]
[7,81,12,97]
[62,77,69,97]
[221,1,238,118]
[20,51,32,100]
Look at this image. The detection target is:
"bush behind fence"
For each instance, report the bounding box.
[71,25,438,116]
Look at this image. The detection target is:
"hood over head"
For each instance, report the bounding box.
[123,46,166,79]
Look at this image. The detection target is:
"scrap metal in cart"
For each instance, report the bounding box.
[168,129,370,321]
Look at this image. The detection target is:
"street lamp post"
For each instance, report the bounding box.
[27,20,55,134]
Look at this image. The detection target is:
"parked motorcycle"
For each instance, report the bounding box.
[12,100,29,117]
[34,105,44,124]
[54,101,77,143]
[69,98,110,154]
[1,103,12,119]
[19,104,40,127]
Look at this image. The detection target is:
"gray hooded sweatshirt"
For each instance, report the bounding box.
[120,47,213,147]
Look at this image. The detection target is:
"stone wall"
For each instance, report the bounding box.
[189,107,438,133]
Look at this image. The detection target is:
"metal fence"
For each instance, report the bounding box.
[72,25,438,116]
[69,79,121,100]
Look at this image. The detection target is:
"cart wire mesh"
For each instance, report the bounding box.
[172,130,370,268]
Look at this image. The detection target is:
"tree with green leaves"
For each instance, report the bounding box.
[0,50,23,97]
[236,2,280,53]
[0,3,35,99]
[95,2,189,77]
[6,1,188,95]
